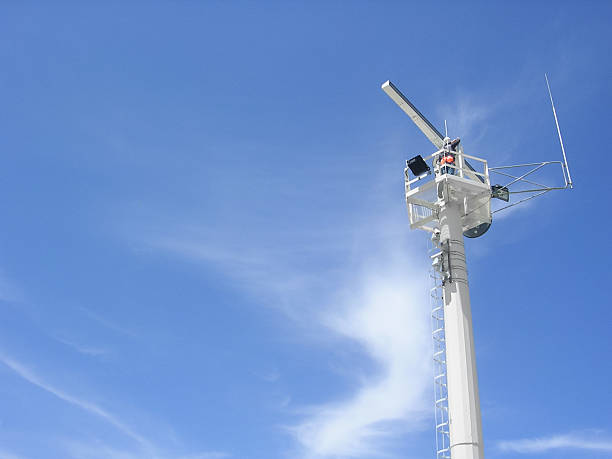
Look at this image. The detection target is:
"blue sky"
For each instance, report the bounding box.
[0,2,611,458]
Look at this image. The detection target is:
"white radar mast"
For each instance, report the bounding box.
[381,77,572,459]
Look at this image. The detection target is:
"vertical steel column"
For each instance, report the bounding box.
[438,202,484,459]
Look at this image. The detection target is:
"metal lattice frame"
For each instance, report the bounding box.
[489,160,571,214]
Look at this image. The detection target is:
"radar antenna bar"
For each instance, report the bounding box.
[382,81,485,184]
[382,80,445,149]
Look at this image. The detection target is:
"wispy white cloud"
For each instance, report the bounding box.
[443,94,493,147]
[78,306,139,338]
[0,353,229,459]
[498,431,612,454]
[53,335,109,357]
[145,207,432,458]
[0,353,154,451]
[438,78,541,166]
[0,450,24,459]
[148,234,319,320]
[290,235,431,458]
[63,440,230,459]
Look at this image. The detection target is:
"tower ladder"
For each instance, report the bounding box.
[430,243,451,459]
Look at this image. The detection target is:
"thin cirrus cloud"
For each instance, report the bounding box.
[0,449,24,459]
[62,440,230,459]
[0,352,154,451]
[53,335,109,357]
[149,235,314,315]
[290,257,431,458]
[146,208,433,458]
[498,432,612,454]
[0,352,230,459]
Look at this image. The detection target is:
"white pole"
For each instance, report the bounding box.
[545,74,573,188]
[439,201,484,459]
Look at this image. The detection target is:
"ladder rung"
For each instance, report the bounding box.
[432,276,449,456]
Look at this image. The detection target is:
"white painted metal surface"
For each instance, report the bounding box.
[382,80,445,149]
[438,202,484,459]
[403,150,491,235]
[383,81,486,459]
[428,168,487,459]
[382,77,572,459]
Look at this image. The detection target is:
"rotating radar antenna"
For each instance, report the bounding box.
[381,77,572,459]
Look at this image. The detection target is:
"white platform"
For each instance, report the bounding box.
[405,149,492,235]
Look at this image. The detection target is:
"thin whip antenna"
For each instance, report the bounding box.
[545,74,573,188]
[444,119,448,138]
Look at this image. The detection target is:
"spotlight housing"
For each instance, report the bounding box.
[407,155,431,177]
